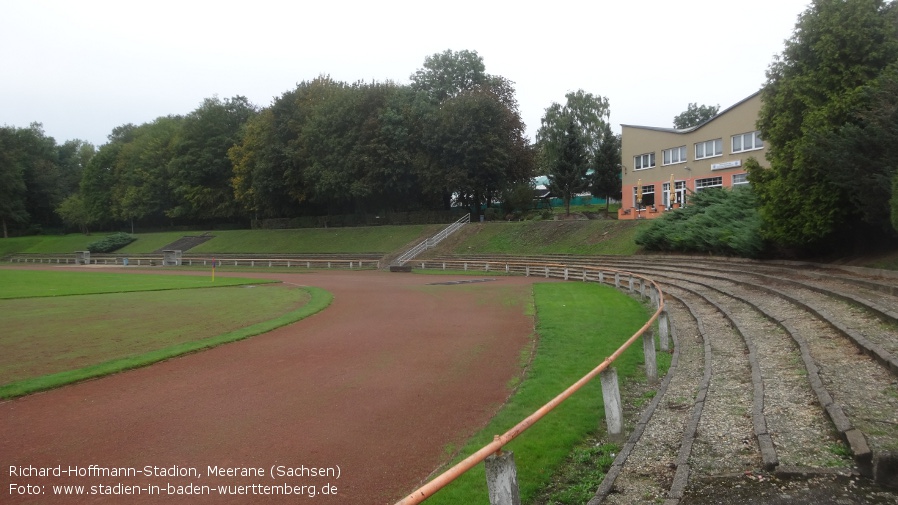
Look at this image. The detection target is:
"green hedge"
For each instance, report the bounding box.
[87,233,137,253]
[635,187,765,257]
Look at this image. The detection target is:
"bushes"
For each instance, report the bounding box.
[87,233,136,253]
[635,187,765,258]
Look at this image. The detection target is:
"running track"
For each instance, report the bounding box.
[1,269,542,504]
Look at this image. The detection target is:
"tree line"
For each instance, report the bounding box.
[1,50,621,238]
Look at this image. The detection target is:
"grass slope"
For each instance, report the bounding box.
[423,282,654,504]
[444,220,649,256]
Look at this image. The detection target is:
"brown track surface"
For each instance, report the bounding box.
[1,269,541,504]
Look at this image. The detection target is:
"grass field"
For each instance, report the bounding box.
[424,282,666,504]
[0,269,267,299]
[0,269,332,398]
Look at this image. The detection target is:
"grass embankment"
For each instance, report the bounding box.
[445,220,649,256]
[0,270,332,399]
[424,282,665,504]
[1,225,441,256]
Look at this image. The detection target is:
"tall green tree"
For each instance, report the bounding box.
[590,123,622,213]
[426,85,533,217]
[410,49,490,103]
[754,0,898,249]
[537,90,611,167]
[111,116,182,231]
[0,127,29,237]
[167,96,257,220]
[547,118,589,216]
[672,103,720,129]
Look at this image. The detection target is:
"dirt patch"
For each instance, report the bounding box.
[0,269,538,504]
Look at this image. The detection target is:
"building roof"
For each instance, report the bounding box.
[620,91,761,134]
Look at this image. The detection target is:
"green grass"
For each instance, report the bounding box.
[1,225,440,255]
[424,282,653,504]
[0,234,115,255]
[115,231,193,253]
[0,270,333,399]
[189,226,439,253]
[449,221,649,256]
[0,269,267,299]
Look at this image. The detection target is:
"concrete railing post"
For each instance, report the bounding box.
[643,331,658,384]
[525,266,530,277]
[599,271,604,284]
[600,368,623,439]
[640,279,646,299]
[544,266,549,278]
[628,275,634,292]
[564,268,569,280]
[485,450,521,505]
[614,273,620,288]
[659,311,670,352]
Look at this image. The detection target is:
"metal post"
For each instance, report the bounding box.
[484,450,521,505]
[600,368,624,438]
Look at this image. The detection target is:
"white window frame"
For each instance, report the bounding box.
[695,139,723,160]
[695,176,723,192]
[634,152,655,171]
[662,146,687,166]
[732,173,749,186]
[633,184,656,207]
[662,181,687,207]
[732,131,764,153]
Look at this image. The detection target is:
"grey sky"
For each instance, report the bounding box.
[1,0,810,147]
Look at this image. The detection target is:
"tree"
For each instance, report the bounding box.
[56,193,91,234]
[672,103,720,129]
[426,85,533,217]
[167,96,257,220]
[410,49,490,103]
[537,90,610,167]
[590,123,622,213]
[755,0,898,249]
[0,127,29,237]
[547,118,589,216]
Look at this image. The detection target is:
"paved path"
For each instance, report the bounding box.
[1,270,539,504]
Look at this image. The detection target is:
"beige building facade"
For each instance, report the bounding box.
[618,92,766,219]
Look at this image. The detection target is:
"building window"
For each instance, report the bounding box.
[634,184,656,207]
[732,131,763,153]
[634,152,655,170]
[662,181,687,206]
[732,173,749,186]
[662,146,687,165]
[695,176,723,192]
[695,139,723,160]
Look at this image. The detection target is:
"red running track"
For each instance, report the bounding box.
[1,269,541,504]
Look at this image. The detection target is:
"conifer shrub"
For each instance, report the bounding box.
[635,187,765,257]
[86,233,136,253]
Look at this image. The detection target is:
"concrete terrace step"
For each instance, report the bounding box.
[419,254,898,502]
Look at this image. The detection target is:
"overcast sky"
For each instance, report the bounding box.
[2,0,811,147]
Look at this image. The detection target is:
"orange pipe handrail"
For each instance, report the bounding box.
[395,262,664,505]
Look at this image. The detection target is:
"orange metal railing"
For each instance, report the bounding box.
[395,262,664,505]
